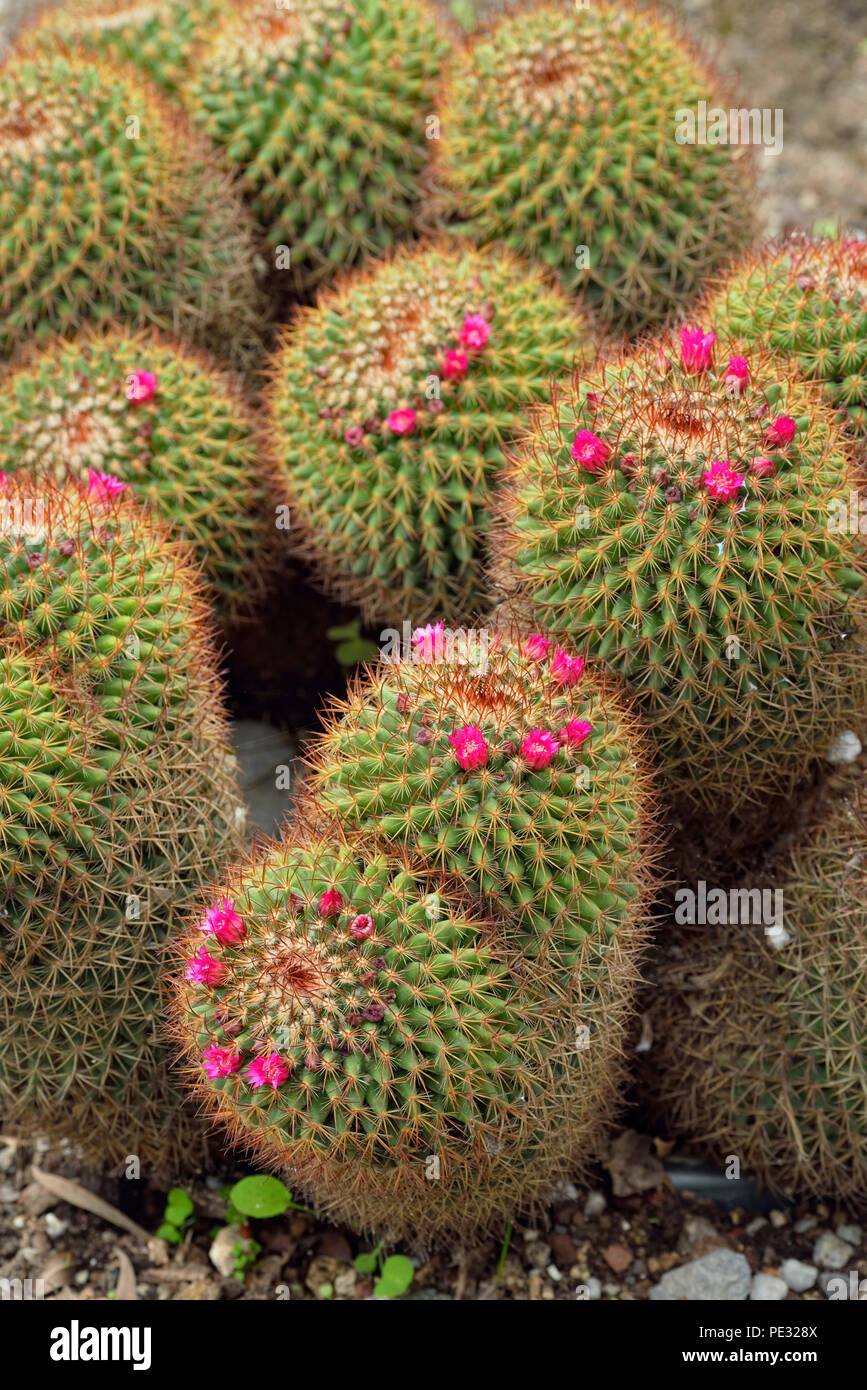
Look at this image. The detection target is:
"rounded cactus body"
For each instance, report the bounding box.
[0,46,266,368]
[0,476,243,1171]
[19,0,230,96]
[432,1,755,335]
[705,235,867,441]
[266,242,587,625]
[184,0,447,289]
[172,820,647,1243]
[495,328,867,828]
[642,776,867,1199]
[0,327,275,619]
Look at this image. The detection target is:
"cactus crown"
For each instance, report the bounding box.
[20,1,229,95]
[434,0,754,333]
[303,629,655,966]
[266,242,585,624]
[173,827,540,1164]
[0,327,274,618]
[495,329,867,816]
[706,235,867,438]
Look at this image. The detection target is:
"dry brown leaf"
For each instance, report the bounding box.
[30,1167,153,1245]
[114,1249,138,1301]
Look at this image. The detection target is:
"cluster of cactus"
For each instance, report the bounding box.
[433,0,754,334]
[173,630,658,1239]
[184,0,447,290]
[494,326,867,832]
[642,769,867,1199]
[0,45,266,367]
[0,475,243,1171]
[266,242,587,624]
[19,0,229,96]
[0,327,275,619]
[705,234,867,440]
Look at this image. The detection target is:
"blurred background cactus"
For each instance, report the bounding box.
[432,0,755,334]
[705,235,867,440]
[0,46,267,368]
[184,0,447,291]
[0,327,276,620]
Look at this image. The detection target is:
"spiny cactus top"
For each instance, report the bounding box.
[172,820,647,1242]
[266,242,587,625]
[303,627,656,968]
[433,0,754,334]
[644,771,867,1199]
[494,327,867,824]
[705,235,867,440]
[0,46,265,367]
[0,475,242,1170]
[184,0,447,288]
[19,0,229,96]
[0,327,275,619]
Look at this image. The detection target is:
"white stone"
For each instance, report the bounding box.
[750,1272,788,1300]
[583,1190,607,1217]
[44,1212,68,1239]
[779,1258,818,1292]
[649,1249,752,1301]
[812,1231,853,1270]
[836,1224,862,1246]
[825,730,862,765]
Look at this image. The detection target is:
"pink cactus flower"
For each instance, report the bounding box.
[561,718,593,748]
[702,459,745,501]
[349,913,375,940]
[185,949,227,987]
[570,429,611,471]
[318,887,345,919]
[87,469,127,501]
[344,425,365,447]
[442,348,468,379]
[200,896,246,945]
[459,314,490,351]
[448,723,489,771]
[245,1053,291,1090]
[750,455,776,478]
[524,633,551,662]
[724,356,750,397]
[125,370,157,403]
[387,408,416,435]
[521,728,560,770]
[680,325,717,373]
[201,1044,242,1079]
[550,647,585,687]
[764,415,797,448]
[412,621,446,662]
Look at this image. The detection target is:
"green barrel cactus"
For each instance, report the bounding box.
[19,0,230,97]
[0,475,243,1171]
[494,327,867,831]
[0,44,266,368]
[643,772,867,1199]
[705,234,867,440]
[265,242,587,625]
[184,0,448,288]
[0,327,276,619]
[171,819,648,1243]
[433,0,755,334]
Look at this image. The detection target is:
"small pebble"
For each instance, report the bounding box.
[825,730,862,765]
[44,1213,69,1239]
[813,1232,854,1270]
[836,1224,862,1246]
[750,1272,788,1301]
[779,1258,818,1292]
[583,1191,607,1217]
[793,1215,818,1234]
[769,1210,788,1229]
[745,1217,768,1237]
